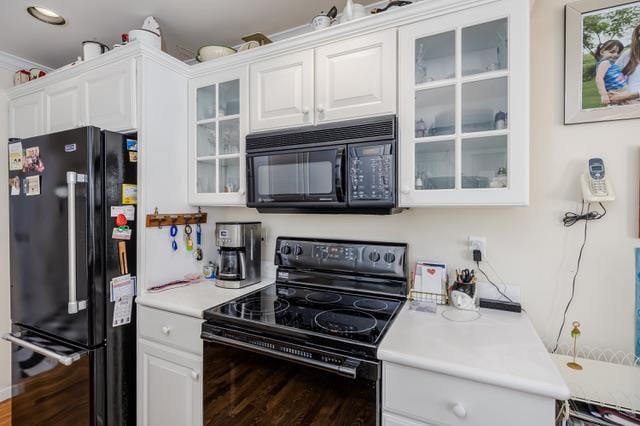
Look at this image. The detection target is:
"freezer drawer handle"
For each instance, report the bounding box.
[2,333,86,366]
[67,172,88,314]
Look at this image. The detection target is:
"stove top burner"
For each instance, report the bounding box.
[305,292,342,304]
[314,309,378,334]
[353,298,389,312]
[230,296,290,315]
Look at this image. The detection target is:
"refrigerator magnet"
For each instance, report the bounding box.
[126,139,137,152]
[25,175,41,196]
[110,205,135,220]
[112,226,132,240]
[121,184,137,205]
[8,142,23,171]
[128,151,138,163]
[112,296,133,327]
[9,177,20,196]
[22,147,45,173]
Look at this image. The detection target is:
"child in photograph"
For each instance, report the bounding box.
[594,39,633,105]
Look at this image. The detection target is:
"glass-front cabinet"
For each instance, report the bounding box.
[188,67,247,205]
[398,0,529,206]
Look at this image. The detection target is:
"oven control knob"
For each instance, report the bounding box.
[295,245,304,256]
[368,251,380,262]
[281,245,292,255]
[384,252,396,263]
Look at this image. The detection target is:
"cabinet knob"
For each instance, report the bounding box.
[191,371,200,380]
[161,326,171,335]
[302,106,310,115]
[239,189,246,195]
[451,402,467,418]
[317,104,325,113]
[401,185,410,194]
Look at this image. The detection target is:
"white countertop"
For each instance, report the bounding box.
[136,279,273,318]
[378,305,570,400]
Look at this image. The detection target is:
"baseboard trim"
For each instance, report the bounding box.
[0,385,11,402]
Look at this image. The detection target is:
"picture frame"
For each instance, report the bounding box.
[565,0,640,124]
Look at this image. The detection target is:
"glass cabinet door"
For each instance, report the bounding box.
[194,78,242,198]
[405,16,512,197]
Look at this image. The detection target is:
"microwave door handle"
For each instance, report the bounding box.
[302,152,309,199]
[335,147,345,202]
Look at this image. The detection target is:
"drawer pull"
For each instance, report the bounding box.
[161,326,171,335]
[452,402,467,418]
[191,371,199,380]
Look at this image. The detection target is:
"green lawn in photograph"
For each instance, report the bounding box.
[582,52,602,110]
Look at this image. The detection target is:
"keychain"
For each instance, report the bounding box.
[194,224,203,261]
[184,224,194,252]
[170,224,178,251]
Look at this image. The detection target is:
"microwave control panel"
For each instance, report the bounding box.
[349,143,394,204]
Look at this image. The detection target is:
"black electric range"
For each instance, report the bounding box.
[201,237,408,425]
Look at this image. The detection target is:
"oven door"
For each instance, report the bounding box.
[202,329,379,425]
[247,146,345,207]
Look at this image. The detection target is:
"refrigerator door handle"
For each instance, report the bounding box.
[2,333,87,366]
[66,171,88,314]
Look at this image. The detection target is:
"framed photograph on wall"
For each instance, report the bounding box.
[565,0,640,124]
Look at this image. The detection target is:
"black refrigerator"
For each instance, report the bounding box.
[4,127,137,425]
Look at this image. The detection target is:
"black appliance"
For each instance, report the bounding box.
[201,237,408,425]
[4,127,137,425]
[246,115,401,215]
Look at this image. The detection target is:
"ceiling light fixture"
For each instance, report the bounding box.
[27,6,66,25]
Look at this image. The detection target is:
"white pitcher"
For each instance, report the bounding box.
[341,0,366,22]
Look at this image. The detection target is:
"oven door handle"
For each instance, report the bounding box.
[2,333,86,366]
[202,332,359,379]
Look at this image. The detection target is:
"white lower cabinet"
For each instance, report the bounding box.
[138,306,203,426]
[383,362,555,426]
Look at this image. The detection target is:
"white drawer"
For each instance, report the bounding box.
[383,411,428,426]
[138,306,203,355]
[383,363,554,426]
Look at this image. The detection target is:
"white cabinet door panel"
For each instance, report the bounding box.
[250,50,314,131]
[139,339,202,426]
[85,58,136,132]
[9,91,44,139]
[315,29,397,123]
[45,79,83,133]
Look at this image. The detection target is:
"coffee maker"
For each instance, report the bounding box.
[215,222,261,289]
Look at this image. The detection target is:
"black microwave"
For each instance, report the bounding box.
[246,115,401,214]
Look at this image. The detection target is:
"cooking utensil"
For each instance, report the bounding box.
[238,41,260,52]
[327,6,338,19]
[128,29,161,49]
[311,15,333,30]
[196,45,236,62]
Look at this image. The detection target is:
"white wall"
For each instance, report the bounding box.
[202,0,639,355]
[0,68,14,396]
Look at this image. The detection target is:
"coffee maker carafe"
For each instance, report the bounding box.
[215,222,261,289]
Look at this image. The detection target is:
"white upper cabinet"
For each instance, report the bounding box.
[398,0,529,206]
[9,91,44,139]
[189,67,248,206]
[45,78,83,133]
[250,50,314,131]
[249,29,397,132]
[85,58,137,132]
[315,29,397,123]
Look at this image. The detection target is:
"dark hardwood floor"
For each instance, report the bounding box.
[0,398,10,426]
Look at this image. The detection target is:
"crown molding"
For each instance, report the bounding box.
[0,50,52,73]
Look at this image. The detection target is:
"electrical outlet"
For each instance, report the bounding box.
[468,236,487,260]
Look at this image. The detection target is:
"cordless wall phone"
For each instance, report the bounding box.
[581,158,615,202]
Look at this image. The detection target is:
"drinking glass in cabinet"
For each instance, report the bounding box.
[461,135,507,189]
[219,80,240,117]
[197,85,216,121]
[219,119,240,155]
[197,160,216,193]
[462,77,508,133]
[197,122,216,157]
[415,31,455,85]
[219,157,240,193]
[415,85,455,137]
[415,140,455,190]
[462,18,508,76]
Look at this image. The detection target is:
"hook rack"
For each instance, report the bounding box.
[145,207,207,229]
